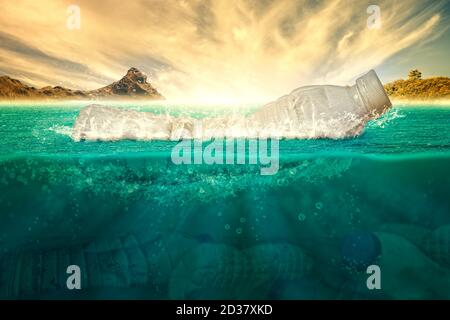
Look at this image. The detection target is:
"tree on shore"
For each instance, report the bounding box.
[408,69,422,80]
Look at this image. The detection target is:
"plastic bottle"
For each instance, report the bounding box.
[251,69,392,138]
[71,70,392,141]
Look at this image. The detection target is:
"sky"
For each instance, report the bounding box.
[0,0,448,103]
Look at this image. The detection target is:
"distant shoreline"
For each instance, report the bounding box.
[390,98,450,106]
[0,98,449,107]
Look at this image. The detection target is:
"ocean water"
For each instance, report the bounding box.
[0,102,449,299]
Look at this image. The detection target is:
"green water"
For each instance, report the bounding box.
[0,102,449,299]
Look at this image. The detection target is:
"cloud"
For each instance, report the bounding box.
[0,31,97,75]
[0,0,446,103]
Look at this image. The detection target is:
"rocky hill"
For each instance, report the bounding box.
[0,68,164,100]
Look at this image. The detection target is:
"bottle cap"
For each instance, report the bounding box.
[356,70,392,114]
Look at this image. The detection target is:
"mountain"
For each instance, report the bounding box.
[0,68,164,100]
[384,71,450,100]
[89,68,164,99]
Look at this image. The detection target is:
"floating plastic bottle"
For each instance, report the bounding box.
[251,69,392,138]
[71,70,392,141]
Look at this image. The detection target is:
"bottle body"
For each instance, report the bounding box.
[251,70,392,139]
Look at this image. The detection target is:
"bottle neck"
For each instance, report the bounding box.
[355,70,392,116]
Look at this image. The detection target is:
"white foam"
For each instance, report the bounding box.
[48,125,73,137]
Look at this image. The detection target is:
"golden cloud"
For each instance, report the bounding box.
[0,0,445,103]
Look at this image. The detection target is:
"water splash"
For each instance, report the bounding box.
[48,125,73,137]
[368,108,406,129]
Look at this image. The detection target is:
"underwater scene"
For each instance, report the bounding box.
[0,103,449,299]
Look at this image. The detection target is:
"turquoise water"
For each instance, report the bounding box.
[0,103,449,299]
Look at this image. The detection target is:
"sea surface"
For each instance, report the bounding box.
[0,102,449,299]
